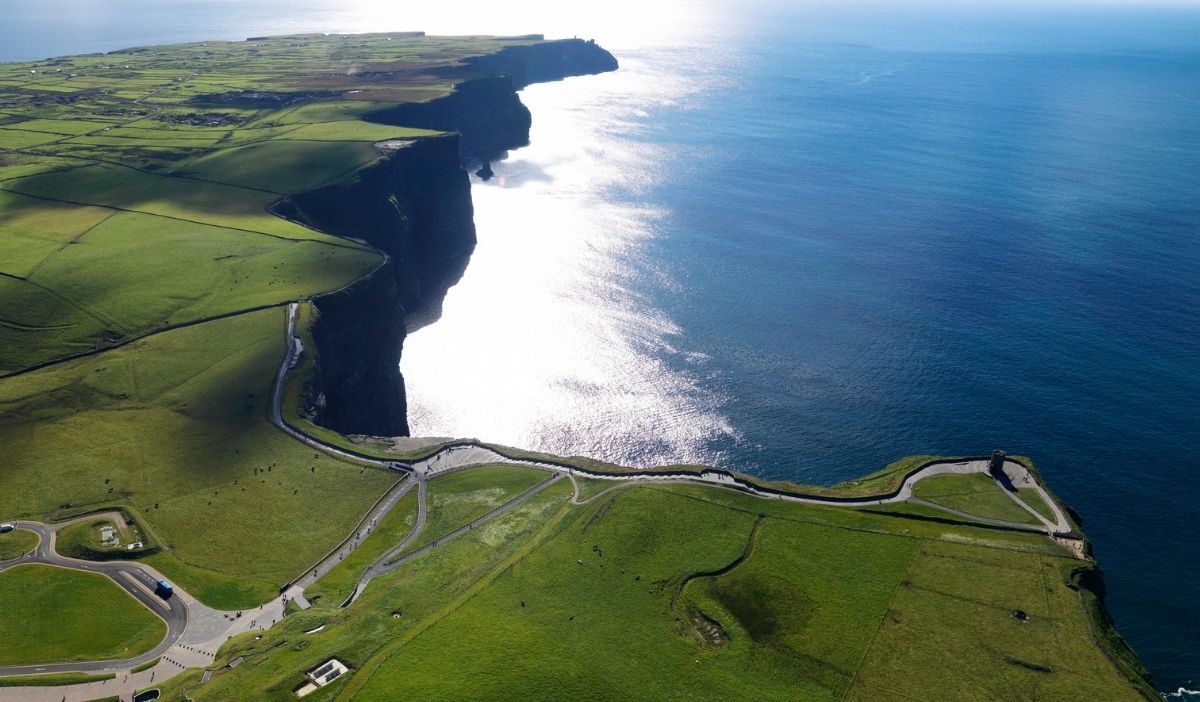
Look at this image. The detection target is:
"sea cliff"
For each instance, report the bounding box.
[289,38,618,436]
[364,38,618,164]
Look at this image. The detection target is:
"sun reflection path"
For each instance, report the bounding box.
[402,41,741,468]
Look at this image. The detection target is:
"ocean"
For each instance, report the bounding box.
[1,0,1197,694]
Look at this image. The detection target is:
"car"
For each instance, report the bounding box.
[154,580,174,599]
[0,523,14,533]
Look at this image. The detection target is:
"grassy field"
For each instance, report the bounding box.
[0,564,165,665]
[0,529,37,560]
[179,140,382,193]
[55,516,154,560]
[0,32,537,374]
[911,472,1041,524]
[0,200,379,372]
[0,672,115,687]
[0,309,396,609]
[302,466,556,605]
[400,466,553,554]
[149,465,1152,701]
[157,478,577,702]
[342,480,1146,701]
[1018,486,1057,522]
[304,486,419,606]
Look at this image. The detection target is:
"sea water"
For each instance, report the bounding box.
[1,0,1197,693]
[409,7,1200,691]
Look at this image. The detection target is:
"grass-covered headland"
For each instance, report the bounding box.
[0,32,1155,700]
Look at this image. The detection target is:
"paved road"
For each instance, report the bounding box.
[269,303,408,473]
[343,478,429,606]
[344,473,564,607]
[400,445,1075,536]
[0,298,1081,697]
[0,521,187,677]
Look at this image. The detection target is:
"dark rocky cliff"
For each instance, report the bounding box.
[364,38,619,164]
[280,135,474,436]
[460,38,620,90]
[306,266,409,436]
[288,135,476,311]
[288,38,617,437]
[366,77,531,166]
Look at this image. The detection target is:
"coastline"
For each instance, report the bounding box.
[0,32,1164,699]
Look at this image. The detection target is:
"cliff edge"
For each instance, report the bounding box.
[364,38,619,164]
[290,38,618,436]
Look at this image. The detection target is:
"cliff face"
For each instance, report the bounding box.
[460,38,620,90]
[293,39,618,437]
[307,266,410,436]
[365,38,620,164]
[282,135,473,436]
[366,77,532,166]
[289,135,476,310]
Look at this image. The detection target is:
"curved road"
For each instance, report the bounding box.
[0,301,1078,698]
[345,473,562,607]
[0,520,187,677]
[270,302,1069,538]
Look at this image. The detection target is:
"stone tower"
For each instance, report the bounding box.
[988,449,1007,479]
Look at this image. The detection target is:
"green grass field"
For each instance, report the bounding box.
[148,465,1152,702]
[55,516,153,560]
[911,472,1041,524]
[0,529,37,560]
[304,486,418,606]
[0,672,115,687]
[303,466,556,606]
[158,477,577,702]
[0,309,397,608]
[179,140,382,193]
[0,564,165,665]
[1018,486,1057,522]
[344,482,1146,702]
[400,466,553,554]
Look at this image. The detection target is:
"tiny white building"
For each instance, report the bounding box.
[295,658,349,698]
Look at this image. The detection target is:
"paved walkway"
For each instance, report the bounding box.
[285,475,416,593]
[0,302,1081,700]
[345,473,562,607]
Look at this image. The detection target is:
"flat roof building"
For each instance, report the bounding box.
[295,658,349,698]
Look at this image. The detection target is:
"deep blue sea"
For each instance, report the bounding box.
[2,1,1197,694]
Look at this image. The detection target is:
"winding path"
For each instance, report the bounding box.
[344,473,562,607]
[0,302,1077,700]
[0,517,186,677]
[0,514,289,701]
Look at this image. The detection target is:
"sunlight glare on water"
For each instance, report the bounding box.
[402,44,743,466]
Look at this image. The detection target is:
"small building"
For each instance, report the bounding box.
[295,658,349,698]
[100,525,118,546]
